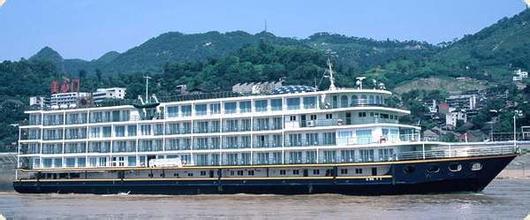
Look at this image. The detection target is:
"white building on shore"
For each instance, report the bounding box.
[50,92,90,109]
[92,88,126,103]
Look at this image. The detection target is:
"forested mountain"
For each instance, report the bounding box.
[304,32,437,71]
[29,30,438,76]
[375,9,530,87]
[27,9,530,81]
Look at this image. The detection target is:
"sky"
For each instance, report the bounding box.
[0,0,527,61]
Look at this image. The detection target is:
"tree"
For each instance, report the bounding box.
[95,69,103,82]
[78,69,87,79]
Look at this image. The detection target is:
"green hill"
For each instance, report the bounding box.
[434,9,530,80]
[376,9,530,87]
[303,32,437,71]
[29,31,439,76]
[23,9,530,88]
[29,47,65,72]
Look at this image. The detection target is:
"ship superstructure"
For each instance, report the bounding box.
[14,62,519,195]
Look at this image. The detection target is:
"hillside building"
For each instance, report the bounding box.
[50,92,90,109]
[92,88,127,103]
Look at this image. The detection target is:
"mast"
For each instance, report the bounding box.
[144,75,151,103]
[327,58,336,91]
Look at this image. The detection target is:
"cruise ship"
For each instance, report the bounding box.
[13,61,519,195]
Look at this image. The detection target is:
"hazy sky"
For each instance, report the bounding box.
[0,0,527,61]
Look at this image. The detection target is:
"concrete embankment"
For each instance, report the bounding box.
[0,153,16,191]
[498,153,530,179]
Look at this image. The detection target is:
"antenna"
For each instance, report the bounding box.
[264,19,268,32]
[324,50,338,91]
[327,58,336,91]
[144,75,151,103]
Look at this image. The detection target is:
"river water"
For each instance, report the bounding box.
[0,178,529,219]
[1,155,530,219]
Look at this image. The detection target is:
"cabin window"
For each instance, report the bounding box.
[167,106,178,117]
[323,151,337,163]
[248,170,255,176]
[378,149,394,161]
[355,168,363,174]
[224,102,237,114]
[341,150,355,162]
[313,169,320,175]
[449,164,462,172]
[368,95,375,104]
[240,101,251,113]
[65,158,76,167]
[200,171,207,176]
[332,96,338,108]
[322,132,336,145]
[115,126,125,137]
[128,157,136,167]
[237,170,244,176]
[255,100,268,112]
[280,170,286,175]
[271,99,282,111]
[195,104,207,116]
[340,95,348,107]
[181,105,192,116]
[140,125,151,136]
[356,130,373,145]
[358,112,367,117]
[187,173,194,177]
[290,116,296,121]
[360,95,367,105]
[471,162,483,171]
[340,169,348,174]
[127,125,137,136]
[293,170,300,175]
[351,95,358,106]
[210,103,221,114]
[303,96,317,109]
[287,98,301,110]
[326,114,333,119]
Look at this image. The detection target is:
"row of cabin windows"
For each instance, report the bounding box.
[35,167,371,179]
[40,110,131,126]
[165,96,319,117]
[38,118,280,141]
[334,95,385,108]
[357,112,399,120]
[33,94,386,126]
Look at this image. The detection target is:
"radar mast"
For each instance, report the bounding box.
[327,58,337,91]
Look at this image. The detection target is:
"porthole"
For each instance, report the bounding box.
[449,164,462,172]
[403,165,415,174]
[471,162,483,171]
[427,165,440,173]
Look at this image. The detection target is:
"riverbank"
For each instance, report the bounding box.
[498,153,530,179]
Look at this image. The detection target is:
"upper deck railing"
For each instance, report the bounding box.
[397,143,517,161]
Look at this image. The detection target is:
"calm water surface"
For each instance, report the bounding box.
[0,178,529,219]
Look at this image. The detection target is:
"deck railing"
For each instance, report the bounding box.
[397,144,516,161]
